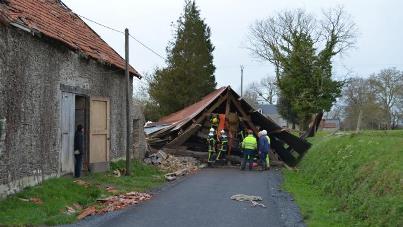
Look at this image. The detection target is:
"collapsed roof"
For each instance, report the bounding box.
[146,86,311,166]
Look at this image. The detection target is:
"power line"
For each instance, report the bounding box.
[76,14,166,61]
[77,14,124,34]
[128,34,166,61]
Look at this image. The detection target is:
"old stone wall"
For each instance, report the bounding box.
[0,25,139,197]
[132,103,147,160]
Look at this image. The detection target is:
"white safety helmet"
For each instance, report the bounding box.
[262,130,267,136]
[210,128,215,133]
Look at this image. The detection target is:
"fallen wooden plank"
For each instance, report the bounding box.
[165,124,202,148]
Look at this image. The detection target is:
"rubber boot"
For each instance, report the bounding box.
[241,157,246,170]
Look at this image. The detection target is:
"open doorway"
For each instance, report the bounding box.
[75,95,89,172]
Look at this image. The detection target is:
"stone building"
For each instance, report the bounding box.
[0,0,142,197]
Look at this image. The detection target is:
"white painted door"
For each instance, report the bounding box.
[61,92,75,174]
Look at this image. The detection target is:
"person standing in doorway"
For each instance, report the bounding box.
[241,129,257,171]
[74,124,84,178]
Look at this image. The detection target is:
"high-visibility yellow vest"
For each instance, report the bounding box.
[242,135,257,150]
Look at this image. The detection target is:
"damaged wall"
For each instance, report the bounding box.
[0,25,138,197]
[132,103,147,160]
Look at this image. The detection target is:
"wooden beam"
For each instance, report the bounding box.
[224,90,232,156]
[229,96,259,135]
[224,91,231,120]
[166,124,202,148]
[193,93,228,126]
[165,93,229,148]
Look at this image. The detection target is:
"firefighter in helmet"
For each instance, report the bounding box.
[217,129,228,160]
[207,128,216,163]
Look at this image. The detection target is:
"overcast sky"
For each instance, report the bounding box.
[63,0,403,92]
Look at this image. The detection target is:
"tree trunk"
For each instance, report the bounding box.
[356,109,363,133]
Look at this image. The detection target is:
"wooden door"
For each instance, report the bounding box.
[89,97,110,170]
[60,92,75,174]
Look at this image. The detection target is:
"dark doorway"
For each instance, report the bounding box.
[75,95,89,172]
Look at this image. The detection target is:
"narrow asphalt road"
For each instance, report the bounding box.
[69,168,305,227]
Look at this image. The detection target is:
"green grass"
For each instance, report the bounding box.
[283,130,403,227]
[0,160,165,226]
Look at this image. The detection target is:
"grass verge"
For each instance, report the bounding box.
[0,160,165,226]
[283,130,403,227]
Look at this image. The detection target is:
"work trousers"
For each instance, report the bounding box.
[259,152,269,170]
[241,150,255,170]
[74,154,83,178]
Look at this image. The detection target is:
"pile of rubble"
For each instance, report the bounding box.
[144,150,201,181]
[77,192,152,219]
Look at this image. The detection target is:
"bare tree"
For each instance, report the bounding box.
[248,6,357,80]
[341,77,388,131]
[248,9,317,80]
[320,6,357,55]
[324,102,343,120]
[369,68,403,129]
[344,78,368,132]
[247,7,357,131]
[250,76,278,104]
[243,85,260,109]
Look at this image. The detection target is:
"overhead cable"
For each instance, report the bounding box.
[77,14,166,61]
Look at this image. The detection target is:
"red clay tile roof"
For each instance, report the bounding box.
[0,0,140,78]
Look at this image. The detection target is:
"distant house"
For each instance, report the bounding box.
[0,0,142,197]
[319,119,340,131]
[257,104,288,128]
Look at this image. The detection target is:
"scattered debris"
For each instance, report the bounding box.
[164,168,190,181]
[65,206,77,215]
[144,150,199,181]
[18,197,29,202]
[72,203,82,210]
[29,197,43,205]
[106,186,119,194]
[231,194,266,208]
[113,169,121,177]
[73,179,90,187]
[160,155,199,172]
[77,192,152,220]
[96,192,152,214]
[112,168,126,177]
[145,150,169,165]
[251,200,267,208]
[164,174,177,182]
[77,206,96,220]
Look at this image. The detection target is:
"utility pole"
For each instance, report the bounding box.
[125,28,131,176]
[240,65,244,97]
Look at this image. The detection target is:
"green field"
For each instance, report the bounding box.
[0,160,165,226]
[284,130,403,227]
